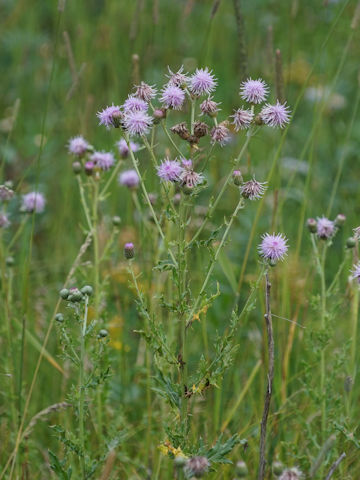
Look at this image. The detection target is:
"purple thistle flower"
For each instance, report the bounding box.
[118,169,139,189]
[123,110,153,136]
[240,177,267,200]
[231,107,254,130]
[122,95,148,114]
[259,233,289,262]
[97,104,122,128]
[180,159,204,188]
[22,192,46,213]
[210,122,230,146]
[160,84,185,110]
[316,217,335,239]
[124,242,135,259]
[260,101,291,128]
[90,151,115,171]
[68,135,90,156]
[200,96,220,116]
[240,78,268,104]
[0,213,10,228]
[116,139,139,158]
[134,81,157,102]
[156,158,183,182]
[166,66,189,88]
[189,67,217,96]
[351,262,360,284]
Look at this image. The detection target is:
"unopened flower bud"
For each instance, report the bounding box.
[272,461,284,476]
[235,460,248,477]
[182,184,194,195]
[6,256,15,267]
[124,242,135,259]
[98,329,108,338]
[85,161,94,176]
[174,455,188,468]
[72,161,82,175]
[306,218,317,234]
[335,213,346,227]
[55,313,64,323]
[112,216,121,226]
[346,237,356,249]
[68,288,83,302]
[153,108,166,124]
[233,170,243,186]
[59,288,69,300]
[254,114,264,126]
[81,285,93,296]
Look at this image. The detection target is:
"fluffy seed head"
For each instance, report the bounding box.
[22,192,46,213]
[122,95,148,114]
[240,78,268,104]
[68,136,90,156]
[259,233,289,262]
[260,101,291,128]
[316,217,335,239]
[210,122,230,146]
[90,151,115,171]
[279,467,303,480]
[156,158,183,182]
[200,96,220,116]
[190,67,217,96]
[184,456,210,478]
[160,84,185,110]
[119,169,139,189]
[231,107,254,130]
[123,110,153,136]
[116,138,139,158]
[97,104,122,128]
[240,177,267,200]
[134,81,157,102]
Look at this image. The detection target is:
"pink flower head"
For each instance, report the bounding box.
[231,107,254,131]
[156,159,183,182]
[210,122,230,146]
[240,177,267,200]
[122,95,148,114]
[200,96,220,116]
[160,84,185,110]
[279,467,303,480]
[119,169,139,189]
[351,262,360,284]
[260,101,291,128]
[90,151,115,171]
[189,67,217,96]
[68,136,90,156]
[180,159,204,188]
[116,138,139,158]
[316,217,335,239]
[0,213,10,228]
[123,110,153,136]
[259,233,288,262]
[22,191,46,213]
[97,104,122,128]
[240,78,268,104]
[166,66,189,88]
[134,81,157,102]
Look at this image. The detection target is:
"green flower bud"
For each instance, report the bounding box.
[98,329,108,338]
[72,161,82,175]
[81,285,93,296]
[6,256,15,267]
[272,461,284,476]
[55,313,64,323]
[112,215,121,226]
[346,237,356,249]
[307,218,317,234]
[69,289,83,302]
[59,288,70,300]
[235,460,248,477]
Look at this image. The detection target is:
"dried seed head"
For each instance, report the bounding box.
[193,121,209,138]
[200,96,220,117]
[210,122,230,146]
[171,122,190,141]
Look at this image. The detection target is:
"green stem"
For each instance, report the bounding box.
[161,121,184,157]
[79,296,89,479]
[77,176,93,233]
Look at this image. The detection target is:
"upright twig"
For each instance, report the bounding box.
[258,271,274,480]
[324,452,346,480]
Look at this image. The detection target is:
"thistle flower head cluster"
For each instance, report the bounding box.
[134,81,157,102]
[90,151,115,171]
[68,136,91,156]
[240,177,267,200]
[259,233,289,262]
[240,78,269,104]
[118,169,139,189]
[316,216,335,239]
[116,138,139,158]
[22,191,46,213]
[160,84,185,110]
[156,158,183,182]
[260,101,291,128]
[189,67,217,96]
[97,104,122,128]
[122,95,148,114]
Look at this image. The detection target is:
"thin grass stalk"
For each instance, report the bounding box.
[79,295,89,479]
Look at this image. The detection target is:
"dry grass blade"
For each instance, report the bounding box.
[23,402,72,439]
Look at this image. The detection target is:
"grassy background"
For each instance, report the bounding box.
[1,0,360,478]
